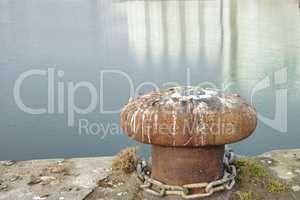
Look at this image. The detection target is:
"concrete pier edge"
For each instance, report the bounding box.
[0,149,300,200]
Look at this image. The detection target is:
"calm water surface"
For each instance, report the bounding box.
[0,0,300,160]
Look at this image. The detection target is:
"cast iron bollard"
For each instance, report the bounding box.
[120,86,257,198]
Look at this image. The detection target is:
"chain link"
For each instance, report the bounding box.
[136,149,237,199]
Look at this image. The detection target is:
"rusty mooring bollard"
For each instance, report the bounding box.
[120,86,257,198]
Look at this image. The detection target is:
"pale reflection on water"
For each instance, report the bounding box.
[126,0,222,66]
[0,0,299,160]
[124,0,300,84]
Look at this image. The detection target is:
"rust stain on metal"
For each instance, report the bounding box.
[120,86,257,187]
[151,145,225,185]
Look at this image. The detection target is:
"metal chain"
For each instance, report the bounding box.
[136,150,237,199]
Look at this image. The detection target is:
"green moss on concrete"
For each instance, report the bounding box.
[232,158,290,200]
[267,180,289,193]
[235,158,267,183]
[238,191,253,200]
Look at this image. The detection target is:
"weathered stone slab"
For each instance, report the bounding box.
[0,157,113,200]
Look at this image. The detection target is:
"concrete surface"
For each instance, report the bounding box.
[0,149,300,200]
[0,157,113,200]
[258,149,300,193]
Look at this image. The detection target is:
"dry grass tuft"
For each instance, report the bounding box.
[112,147,139,174]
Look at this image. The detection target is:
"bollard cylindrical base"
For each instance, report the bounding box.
[151,145,225,186]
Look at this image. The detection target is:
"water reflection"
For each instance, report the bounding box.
[125,0,300,86]
[0,0,299,160]
[126,0,223,65]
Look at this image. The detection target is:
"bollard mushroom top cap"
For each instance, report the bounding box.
[120,86,257,147]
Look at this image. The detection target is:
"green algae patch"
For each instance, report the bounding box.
[267,180,289,193]
[231,158,291,200]
[238,191,254,200]
[235,158,267,184]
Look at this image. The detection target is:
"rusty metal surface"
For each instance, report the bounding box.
[120,86,257,147]
[151,145,225,186]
